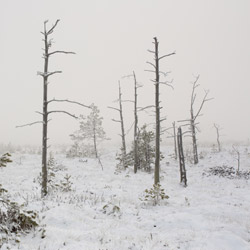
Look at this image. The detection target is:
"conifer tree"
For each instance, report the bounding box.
[70,104,107,158]
[0,153,12,168]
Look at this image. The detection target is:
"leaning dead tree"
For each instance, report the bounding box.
[214,123,222,152]
[179,75,212,164]
[177,127,187,187]
[108,82,127,169]
[17,20,90,197]
[146,37,175,185]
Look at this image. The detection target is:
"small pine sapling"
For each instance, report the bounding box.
[60,174,73,192]
[140,183,169,206]
[0,153,12,168]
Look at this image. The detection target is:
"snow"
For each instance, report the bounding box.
[1,146,250,249]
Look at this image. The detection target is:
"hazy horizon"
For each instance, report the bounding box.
[1,0,250,147]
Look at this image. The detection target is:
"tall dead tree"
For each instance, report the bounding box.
[17,20,89,197]
[121,71,142,173]
[177,127,187,187]
[146,37,175,185]
[179,75,212,164]
[133,71,140,173]
[108,82,127,168]
[214,123,222,152]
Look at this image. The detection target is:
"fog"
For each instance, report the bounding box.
[1,0,250,147]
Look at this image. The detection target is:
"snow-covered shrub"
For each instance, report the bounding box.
[0,186,38,247]
[204,166,250,179]
[102,202,121,217]
[140,183,169,206]
[0,153,12,168]
[60,174,73,192]
[115,148,131,172]
[37,152,71,193]
[120,125,164,173]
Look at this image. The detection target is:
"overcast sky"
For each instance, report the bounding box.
[1,0,250,146]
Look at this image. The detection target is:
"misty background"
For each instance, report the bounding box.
[1,0,250,147]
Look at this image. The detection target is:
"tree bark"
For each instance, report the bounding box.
[119,82,127,168]
[177,127,187,187]
[41,22,49,197]
[154,37,160,185]
[173,121,177,160]
[133,71,139,173]
[190,113,198,164]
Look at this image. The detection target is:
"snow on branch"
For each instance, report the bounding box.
[48,51,76,57]
[107,106,120,112]
[159,51,176,60]
[37,71,62,78]
[47,99,90,109]
[16,121,43,128]
[47,110,78,119]
[46,19,60,35]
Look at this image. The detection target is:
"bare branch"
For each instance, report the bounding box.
[48,51,76,57]
[122,100,134,103]
[47,99,90,108]
[137,105,155,111]
[159,51,176,60]
[37,71,62,78]
[121,74,133,79]
[35,111,44,116]
[178,119,191,123]
[147,49,155,54]
[112,119,121,123]
[146,61,156,69]
[47,19,60,35]
[108,106,120,112]
[160,82,174,90]
[16,121,43,128]
[144,69,155,73]
[48,110,77,119]
[194,90,213,121]
[159,71,171,77]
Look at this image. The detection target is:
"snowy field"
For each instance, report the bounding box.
[1,146,250,250]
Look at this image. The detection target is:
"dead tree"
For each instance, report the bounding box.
[17,20,90,197]
[177,127,187,187]
[108,82,127,168]
[132,71,140,173]
[179,75,212,164]
[146,37,175,185]
[214,123,222,152]
[166,121,178,160]
[232,145,240,174]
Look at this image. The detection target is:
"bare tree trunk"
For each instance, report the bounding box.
[188,75,212,165]
[17,20,89,197]
[173,121,177,160]
[190,114,198,164]
[146,37,175,184]
[108,82,127,169]
[119,82,127,168]
[41,23,49,197]
[177,127,187,187]
[93,123,98,158]
[154,37,160,185]
[214,123,221,152]
[133,71,139,174]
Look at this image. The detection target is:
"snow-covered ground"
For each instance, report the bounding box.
[1,146,250,250]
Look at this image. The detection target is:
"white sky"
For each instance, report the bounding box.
[1,0,250,146]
